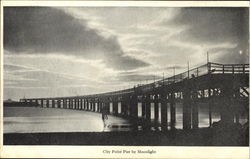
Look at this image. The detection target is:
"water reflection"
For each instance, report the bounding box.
[4,105,248,133]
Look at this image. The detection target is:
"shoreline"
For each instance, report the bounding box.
[4,128,249,146]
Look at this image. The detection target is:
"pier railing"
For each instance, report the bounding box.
[136,62,249,91]
[208,62,249,74]
[21,62,249,99]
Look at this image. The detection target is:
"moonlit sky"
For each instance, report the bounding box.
[3,7,249,100]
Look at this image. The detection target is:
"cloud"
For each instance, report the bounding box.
[164,7,249,64]
[166,8,248,43]
[4,7,149,70]
[117,72,162,82]
[3,7,249,100]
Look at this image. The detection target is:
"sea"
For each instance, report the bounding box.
[4,103,248,133]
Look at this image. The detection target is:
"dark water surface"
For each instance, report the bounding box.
[4,107,130,133]
[4,105,247,133]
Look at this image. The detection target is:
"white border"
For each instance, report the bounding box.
[0,1,249,158]
[1,1,250,7]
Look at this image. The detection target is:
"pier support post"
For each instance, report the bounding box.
[145,94,151,121]
[71,99,74,109]
[66,99,69,109]
[121,98,128,116]
[97,100,100,112]
[208,88,213,127]
[86,99,89,110]
[234,88,241,124]
[62,99,65,109]
[161,94,168,130]
[89,100,92,111]
[183,88,192,130]
[57,100,61,109]
[41,99,44,108]
[113,101,118,115]
[105,99,110,114]
[130,95,138,118]
[141,96,146,118]
[80,99,82,110]
[35,100,38,107]
[100,102,104,112]
[192,100,199,129]
[220,79,234,125]
[93,100,96,112]
[52,100,55,108]
[77,99,79,109]
[45,99,49,108]
[170,92,176,129]
[91,100,93,111]
[70,99,73,109]
[77,99,80,109]
[74,98,78,109]
[191,84,199,129]
[154,95,159,121]
[83,99,86,110]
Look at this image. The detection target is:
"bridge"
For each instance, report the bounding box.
[20,62,249,130]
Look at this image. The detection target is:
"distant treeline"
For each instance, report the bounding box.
[4,102,39,107]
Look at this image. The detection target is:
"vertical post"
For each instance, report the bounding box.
[145,94,151,121]
[83,99,86,110]
[62,99,65,109]
[161,94,168,131]
[130,95,138,118]
[57,99,61,109]
[46,100,49,108]
[76,99,79,109]
[208,88,212,127]
[208,62,211,73]
[106,99,110,114]
[92,100,94,111]
[183,85,192,130]
[70,99,73,109]
[141,96,146,118]
[113,101,118,115]
[76,99,78,109]
[154,95,159,121]
[86,99,89,110]
[220,78,234,125]
[74,99,77,109]
[121,97,128,116]
[97,99,101,112]
[75,99,77,109]
[41,99,43,108]
[78,99,81,110]
[67,99,70,109]
[234,87,240,124]
[170,92,176,129]
[173,67,175,83]
[52,100,55,108]
[79,99,82,110]
[35,100,39,107]
[192,99,199,129]
[207,51,209,63]
[92,100,95,111]
[72,99,74,109]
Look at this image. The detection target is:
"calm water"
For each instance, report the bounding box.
[4,107,130,133]
[4,103,248,133]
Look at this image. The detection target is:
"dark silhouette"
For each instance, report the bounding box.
[101,107,108,128]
